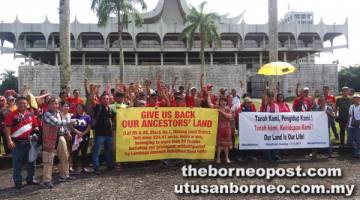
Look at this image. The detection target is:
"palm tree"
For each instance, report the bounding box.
[0,70,16,81]
[180,1,221,81]
[59,0,71,89]
[91,0,147,82]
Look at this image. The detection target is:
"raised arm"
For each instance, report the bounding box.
[171,76,178,93]
[295,82,300,97]
[43,112,74,127]
[186,83,191,96]
[84,79,90,97]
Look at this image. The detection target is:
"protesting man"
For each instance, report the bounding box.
[42,97,77,189]
[336,86,353,148]
[293,87,313,112]
[92,94,116,174]
[4,96,40,189]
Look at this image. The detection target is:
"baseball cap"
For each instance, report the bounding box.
[206,84,213,90]
[353,94,360,98]
[190,87,197,91]
[342,86,349,91]
[303,87,310,91]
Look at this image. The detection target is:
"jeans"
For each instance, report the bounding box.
[92,135,113,171]
[329,117,338,138]
[348,127,360,157]
[339,121,349,146]
[72,135,89,169]
[12,140,35,186]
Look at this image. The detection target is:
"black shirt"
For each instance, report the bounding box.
[93,105,116,136]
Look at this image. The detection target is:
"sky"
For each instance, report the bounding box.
[0,0,358,76]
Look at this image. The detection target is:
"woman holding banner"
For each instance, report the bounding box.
[260,90,281,161]
[310,96,334,159]
[209,95,233,164]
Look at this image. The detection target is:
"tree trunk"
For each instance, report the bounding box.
[118,14,124,82]
[59,0,71,89]
[200,30,206,82]
[268,0,278,92]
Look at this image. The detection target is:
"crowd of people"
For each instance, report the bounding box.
[0,74,359,190]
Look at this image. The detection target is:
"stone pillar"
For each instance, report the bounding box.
[24,35,27,48]
[288,35,291,48]
[79,35,82,48]
[283,52,287,62]
[52,35,55,48]
[259,52,263,67]
[210,53,213,65]
[185,52,189,65]
[160,53,164,66]
[307,52,311,64]
[235,52,238,65]
[263,35,266,48]
[82,53,86,65]
[108,53,112,65]
[135,53,138,66]
[55,53,59,66]
[312,36,315,49]
[28,53,32,66]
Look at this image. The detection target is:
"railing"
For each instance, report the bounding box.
[111,40,133,48]
[137,40,161,48]
[163,41,186,48]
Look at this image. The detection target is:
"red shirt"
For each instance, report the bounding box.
[146,100,166,107]
[293,97,312,112]
[186,95,195,107]
[67,97,84,105]
[5,110,38,140]
[277,102,291,112]
[68,97,84,114]
[318,94,336,106]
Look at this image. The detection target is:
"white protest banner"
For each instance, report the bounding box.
[239,112,329,150]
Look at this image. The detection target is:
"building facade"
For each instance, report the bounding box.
[0,0,348,97]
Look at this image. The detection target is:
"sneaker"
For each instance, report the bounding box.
[26,179,39,185]
[42,182,54,189]
[58,176,75,182]
[82,168,91,173]
[73,168,82,175]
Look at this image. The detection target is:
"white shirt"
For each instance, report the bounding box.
[348,104,360,128]
[232,95,241,108]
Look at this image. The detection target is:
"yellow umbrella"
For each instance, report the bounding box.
[258,62,296,76]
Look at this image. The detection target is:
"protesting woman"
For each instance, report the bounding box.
[209,94,233,164]
[260,90,281,161]
[276,94,291,112]
[310,96,335,159]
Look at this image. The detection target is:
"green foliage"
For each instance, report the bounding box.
[91,0,147,28]
[0,70,18,94]
[180,2,221,50]
[339,65,360,92]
